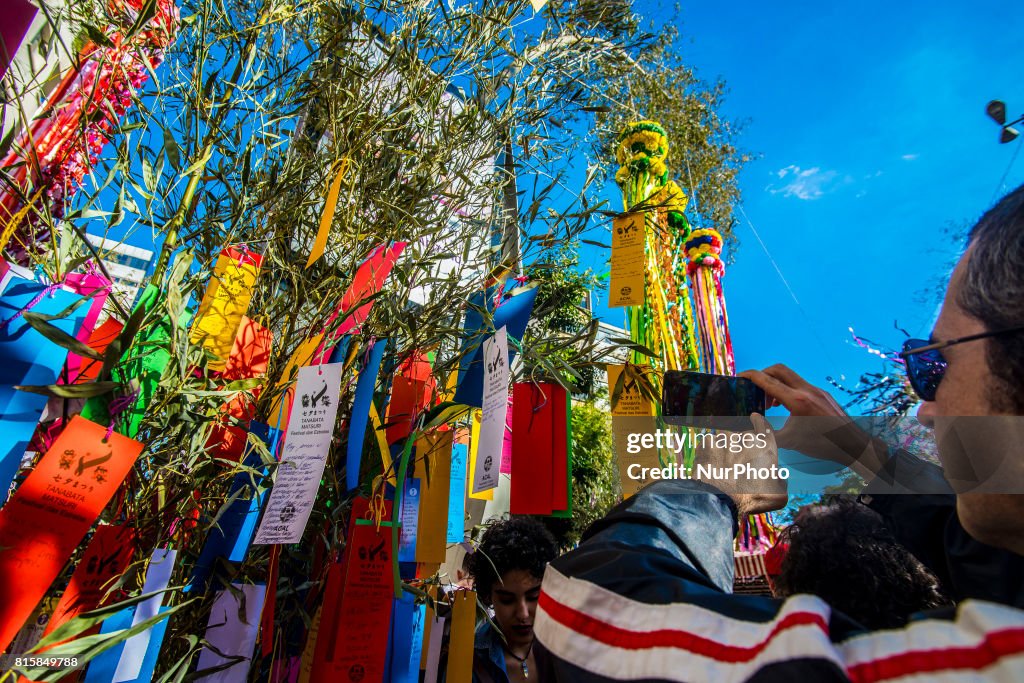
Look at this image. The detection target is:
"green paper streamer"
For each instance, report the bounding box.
[81,285,192,438]
[390,436,416,599]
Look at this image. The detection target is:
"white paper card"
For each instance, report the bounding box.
[423,615,446,683]
[472,327,507,493]
[112,548,177,682]
[255,363,344,544]
[195,583,267,682]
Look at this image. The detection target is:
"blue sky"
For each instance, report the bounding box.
[585,0,1024,409]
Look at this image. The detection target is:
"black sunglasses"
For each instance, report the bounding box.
[900,325,1024,402]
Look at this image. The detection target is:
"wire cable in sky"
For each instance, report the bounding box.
[737,203,844,373]
[737,204,801,306]
[989,139,1023,207]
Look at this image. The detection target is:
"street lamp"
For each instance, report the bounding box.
[986,100,1024,143]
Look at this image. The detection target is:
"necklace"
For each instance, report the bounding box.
[505,639,533,679]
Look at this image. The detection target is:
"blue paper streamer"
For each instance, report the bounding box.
[453,285,537,407]
[83,607,134,682]
[189,421,279,592]
[347,338,387,490]
[84,606,170,683]
[231,422,282,561]
[327,335,352,365]
[397,477,420,563]
[0,277,87,500]
[387,592,425,683]
[446,442,468,543]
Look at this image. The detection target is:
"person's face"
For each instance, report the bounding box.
[490,569,541,649]
[917,247,1024,553]
[917,249,993,427]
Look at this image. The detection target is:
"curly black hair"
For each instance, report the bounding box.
[465,516,558,604]
[776,498,951,629]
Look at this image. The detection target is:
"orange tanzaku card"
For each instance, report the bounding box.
[0,416,143,651]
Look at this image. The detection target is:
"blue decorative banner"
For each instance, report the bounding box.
[347,338,387,490]
[0,277,87,500]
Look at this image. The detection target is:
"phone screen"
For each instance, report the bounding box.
[662,371,766,419]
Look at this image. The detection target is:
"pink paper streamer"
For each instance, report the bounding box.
[62,271,111,382]
[499,392,513,474]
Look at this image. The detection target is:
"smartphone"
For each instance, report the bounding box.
[662,371,766,420]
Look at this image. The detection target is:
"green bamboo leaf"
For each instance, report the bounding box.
[163,127,180,171]
[181,147,214,178]
[179,378,263,397]
[22,312,104,361]
[610,364,626,410]
[0,125,17,162]
[29,589,182,654]
[155,635,200,683]
[14,381,118,399]
[19,294,92,323]
[420,401,471,431]
[166,250,193,327]
[83,24,113,49]
[142,156,157,194]
[607,337,658,358]
[126,0,159,38]
[19,595,197,682]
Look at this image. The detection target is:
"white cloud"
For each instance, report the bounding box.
[768,165,839,200]
[901,154,918,161]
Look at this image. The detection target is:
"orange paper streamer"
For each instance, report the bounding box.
[306,159,350,269]
[72,318,123,385]
[384,352,436,445]
[206,316,273,461]
[0,416,143,651]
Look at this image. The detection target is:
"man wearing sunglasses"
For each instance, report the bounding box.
[740,186,1024,608]
[534,189,1024,681]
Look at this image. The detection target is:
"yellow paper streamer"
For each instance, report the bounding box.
[297,605,322,683]
[369,402,396,485]
[266,333,326,431]
[445,590,477,683]
[607,364,660,499]
[415,431,453,565]
[190,248,261,371]
[609,213,645,308]
[606,364,656,417]
[467,409,492,501]
[0,187,45,251]
[306,158,350,269]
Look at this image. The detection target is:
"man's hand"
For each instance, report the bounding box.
[739,364,891,478]
[692,413,788,515]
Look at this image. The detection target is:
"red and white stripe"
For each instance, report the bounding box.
[735,553,768,580]
[535,564,842,681]
[839,601,1024,682]
[537,565,1024,682]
